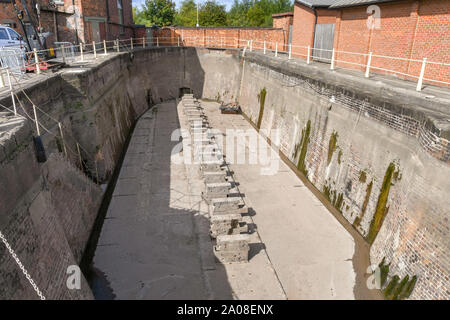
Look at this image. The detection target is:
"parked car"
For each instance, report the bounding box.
[0,25,24,48]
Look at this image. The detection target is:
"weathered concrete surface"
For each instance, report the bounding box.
[202,100,360,299]
[92,101,287,299]
[238,52,450,300]
[177,99,286,300]
[0,118,101,299]
[92,102,209,299]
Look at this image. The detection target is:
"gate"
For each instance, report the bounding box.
[0,46,26,75]
[313,23,335,63]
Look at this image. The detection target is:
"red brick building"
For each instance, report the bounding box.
[272,11,294,49]
[290,0,449,86]
[0,0,134,47]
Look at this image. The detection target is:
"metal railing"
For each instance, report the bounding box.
[0,35,448,93]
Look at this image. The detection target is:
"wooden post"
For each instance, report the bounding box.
[32,105,40,136]
[330,48,335,70]
[33,48,40,74]
[416,58,427,91]
[307,46,310,64]
[365,52,373,78]
[6,69,17,115]
[93,41,97,59]
[80,43,84,62]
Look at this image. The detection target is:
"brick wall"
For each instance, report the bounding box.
[291,0,450,88]
[153,27,287,51]
[0,0,134,46]
[272,12,293,50]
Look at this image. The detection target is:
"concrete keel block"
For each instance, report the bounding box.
[206,182,231,195]
[214,234,250,263]
[200,160,224,172]
[211,197,241,212]
[203,171,227,184]
[210,214,245,238]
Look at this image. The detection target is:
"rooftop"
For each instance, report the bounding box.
[272,12,294,18]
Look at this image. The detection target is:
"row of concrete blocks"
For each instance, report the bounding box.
[182,94,250,264]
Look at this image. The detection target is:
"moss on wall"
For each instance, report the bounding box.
[256,88,266,130]
[359,170,367,183]
[296,120,311,176]
[323,182,344,213]
[367,162,397,244]
[354,180,373,227]
[327,130,338,165]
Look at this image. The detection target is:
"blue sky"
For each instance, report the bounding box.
[132,0,235,11]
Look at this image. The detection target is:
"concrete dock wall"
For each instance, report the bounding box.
[237,52,450,300]
[0,46,448,299]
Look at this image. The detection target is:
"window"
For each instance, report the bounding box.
[7,28,21,40]
[118,0,124,34]
[0,28,9,40]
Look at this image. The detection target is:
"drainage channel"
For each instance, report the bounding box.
[79,105,153,300]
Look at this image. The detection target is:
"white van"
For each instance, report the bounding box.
[0,25,24,48]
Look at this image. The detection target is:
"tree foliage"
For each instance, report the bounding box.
[134,0,293,28]
[198,1,227,27]
[134,0,176,27]
[174,0,198,27]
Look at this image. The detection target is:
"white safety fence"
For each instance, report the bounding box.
[0,35,449,92]
[0,46,26,75]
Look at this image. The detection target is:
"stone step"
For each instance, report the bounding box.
[203,171,227,184]
[214,234,250,263]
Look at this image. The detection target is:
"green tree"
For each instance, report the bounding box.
[227,0,252,26]
[228,0,293,27]
[137,0,176,27]
[199,1,227,27]
[174,0,197,26]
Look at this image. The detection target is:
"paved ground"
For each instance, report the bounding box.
[91,99,370,300]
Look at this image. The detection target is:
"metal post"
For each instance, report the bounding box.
[33,48,41,74]
[116,39,120,52]
[0,68,5,88]
[32,105,40,136]
[365,52,373,78]
[275,42,278,57]
[177,36,180,47]
[416,58,427,92]
[157,37,159,47]
[307,46,311,64]
[288,44,292,59]
[93,41,97,59]
[61,45,66,63]
[80,43,84,62]
[6,69,17,116]
[103,40,107,55]
[250,40,253,52]
[58,122,67,158]
[143,37,146,48]
[263,41,266,54]
[330,48,335,70]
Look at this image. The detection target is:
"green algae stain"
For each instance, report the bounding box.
[354,180,373,227]
[322,181,344,213]
[256,88,267,130]
[337,149,343,165]
[296,120,311,176]
[327,130,338,165]
[359,170,367,183]
[367,162,399,244]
